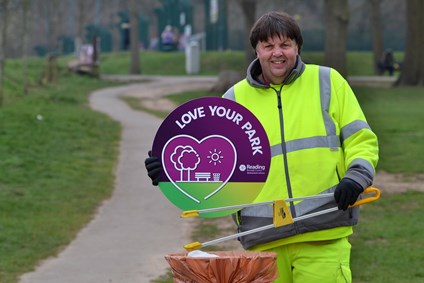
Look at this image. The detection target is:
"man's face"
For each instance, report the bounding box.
[255,35,299,85]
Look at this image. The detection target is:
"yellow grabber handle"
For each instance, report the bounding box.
[349,187,380,207]
[183,187,380,252]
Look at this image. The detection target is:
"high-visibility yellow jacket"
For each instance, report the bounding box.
[223,56,379,250]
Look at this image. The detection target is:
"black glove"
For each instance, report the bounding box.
[334,178,364,211]
[144,150,162,186]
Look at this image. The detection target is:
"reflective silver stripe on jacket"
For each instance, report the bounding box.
[223,86,235,100]
[270,135,340,157]
[341,120,371,142]
[349,158,375,177]
[320,67,339,150]
[345,158,375,188]
[240,185,337,218]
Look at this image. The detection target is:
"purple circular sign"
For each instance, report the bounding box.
[152,96,270,217]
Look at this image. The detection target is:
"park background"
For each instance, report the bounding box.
[0,0,409,57]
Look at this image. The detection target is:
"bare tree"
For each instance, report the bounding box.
[396,0,424,86]
[51,0,62,52]
[129,0,140,74]
[0,0,8,107]
[22,0,30,95]
[236,0,257,67]
[370,0,384,75]
[75,0,86,55]
[323,0,349,78]
[40,0,60,53]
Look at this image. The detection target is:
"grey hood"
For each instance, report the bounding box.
[246,55,306,88]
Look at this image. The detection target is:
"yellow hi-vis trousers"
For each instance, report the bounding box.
[267,237,352,283]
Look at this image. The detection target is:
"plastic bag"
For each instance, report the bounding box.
[165,251,278,283]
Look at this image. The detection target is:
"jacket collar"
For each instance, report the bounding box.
[246,55,305,88]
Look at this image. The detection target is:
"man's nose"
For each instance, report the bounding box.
[273,47,283,56]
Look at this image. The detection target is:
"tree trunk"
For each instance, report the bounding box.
[75,0,86,57]
[44,0,60,52]
[396,0,424,86]
[129,0,140,74]
[370,0,384,75]
[0,0,8,107]
[22,0,30,95]
[324,0,349,78]
[237,0,257,68]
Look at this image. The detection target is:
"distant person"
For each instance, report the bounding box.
[378,49,396,76]
[161,25,177,51]
[121,20,130,50]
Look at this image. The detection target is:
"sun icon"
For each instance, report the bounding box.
[207,149,223,165]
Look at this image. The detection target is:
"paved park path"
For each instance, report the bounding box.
[19,75,217,283]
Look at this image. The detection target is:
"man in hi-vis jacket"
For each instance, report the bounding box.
[146,11,378,283]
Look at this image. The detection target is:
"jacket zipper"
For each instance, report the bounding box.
[275,86,297,218]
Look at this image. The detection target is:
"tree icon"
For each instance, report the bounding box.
[170,145,200,181]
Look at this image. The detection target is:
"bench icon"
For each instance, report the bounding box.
[194,172,211,181]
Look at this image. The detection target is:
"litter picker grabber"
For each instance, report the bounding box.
[182,187,380,251]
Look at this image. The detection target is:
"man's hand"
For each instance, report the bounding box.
[334,178,364,210]
[144,150,162,186]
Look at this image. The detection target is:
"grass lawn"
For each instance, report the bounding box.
[355,86,424,173]
[351,86,424,282]
[350,191,424,283]
[0,59,121,283]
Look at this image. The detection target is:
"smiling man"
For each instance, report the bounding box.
[222,11,379,283]
[145,10,379,283]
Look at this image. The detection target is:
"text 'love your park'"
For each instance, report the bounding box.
[174,105,264,156]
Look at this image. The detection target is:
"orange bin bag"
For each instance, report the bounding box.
[165,251,278,283]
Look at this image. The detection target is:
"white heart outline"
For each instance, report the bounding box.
[162,134,237,203]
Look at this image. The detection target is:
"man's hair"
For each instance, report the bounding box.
[249,11,303,53]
